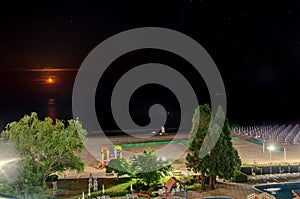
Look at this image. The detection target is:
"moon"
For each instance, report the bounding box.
[47,77,54,84]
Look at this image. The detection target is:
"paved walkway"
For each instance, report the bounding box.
[186,182,260,199]
[58,172,117,180]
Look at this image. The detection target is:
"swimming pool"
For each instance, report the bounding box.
[255,182,300,199]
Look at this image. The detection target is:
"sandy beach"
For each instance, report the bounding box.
[78,132,300,173]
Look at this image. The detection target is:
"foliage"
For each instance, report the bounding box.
[232,170,248,183]
[0,112,87,198]
[106,158,131,177]
[45,174,59,182]
[186,183,201,190]
[131,148,172,187]
[186,104,242,190]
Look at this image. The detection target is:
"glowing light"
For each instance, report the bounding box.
[47,77,54,84]
[267,145,275,151]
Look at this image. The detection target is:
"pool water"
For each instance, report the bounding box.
[255,182,300,199]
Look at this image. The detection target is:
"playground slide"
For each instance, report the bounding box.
[100,164,106,170]
[131,192,150,198]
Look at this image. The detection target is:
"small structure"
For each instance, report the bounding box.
[114,145,122,159]
[161,126,166,136]
[101,146,110,165]
[164,177,186,199]
[100,145,123,169]
[88,173,93,190]
[93,177,98,191]
[52,181,58,195]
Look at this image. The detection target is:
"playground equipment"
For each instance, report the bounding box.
[100,145,123,169]
[130,192,150,198]
[163,177,186,199]
[114,145,122,159]
[100,146,109,169]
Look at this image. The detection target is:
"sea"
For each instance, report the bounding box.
[0,97,73,131]
[0,68,76,131]
[0,68,183,134]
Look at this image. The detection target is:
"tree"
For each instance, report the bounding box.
[106,158,131,178]
[0,112,87,198]
[186,104,241,190]
[131,148,172,188]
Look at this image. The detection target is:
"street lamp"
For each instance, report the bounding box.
[267,145,275,162]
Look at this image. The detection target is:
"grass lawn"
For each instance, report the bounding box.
[49,175,181,198]
[49,177,134,199]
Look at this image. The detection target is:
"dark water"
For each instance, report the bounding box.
[256,182,300,199]
[0,69,182,134]
[2,68,295,134]
[0,97,73,131]
[0,69,76,130]
[0,67,187,134]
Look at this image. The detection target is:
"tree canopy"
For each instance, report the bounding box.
[0,112,87,198]
[106,158,131,177]
[131,148,172,187]
[186,104,241,190]
[105,148,172,188]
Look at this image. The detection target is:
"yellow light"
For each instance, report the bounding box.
[47,77,53,84]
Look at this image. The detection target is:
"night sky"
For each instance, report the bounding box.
[1,0,300,129]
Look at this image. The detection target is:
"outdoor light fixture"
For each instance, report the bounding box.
[268,145,275,151]
[267,145,275,162]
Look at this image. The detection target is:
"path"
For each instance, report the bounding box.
[58,172,117,180]
[186,182,259,199]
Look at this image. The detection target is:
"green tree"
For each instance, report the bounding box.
[131,148,172,187]
[186,104,241,190]
[106,158,131,178]
[0,112,87,198]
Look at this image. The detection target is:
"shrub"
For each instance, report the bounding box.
[46,174,58,182]
[232,171,248,183]
[180,175,196,185]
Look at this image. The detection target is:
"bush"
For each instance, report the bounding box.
[232,171,248,183]
[180,175,196,185]
[46,174,58,182]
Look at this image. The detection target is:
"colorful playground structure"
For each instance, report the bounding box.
[163,177,186,199]
[99,145,122,169]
